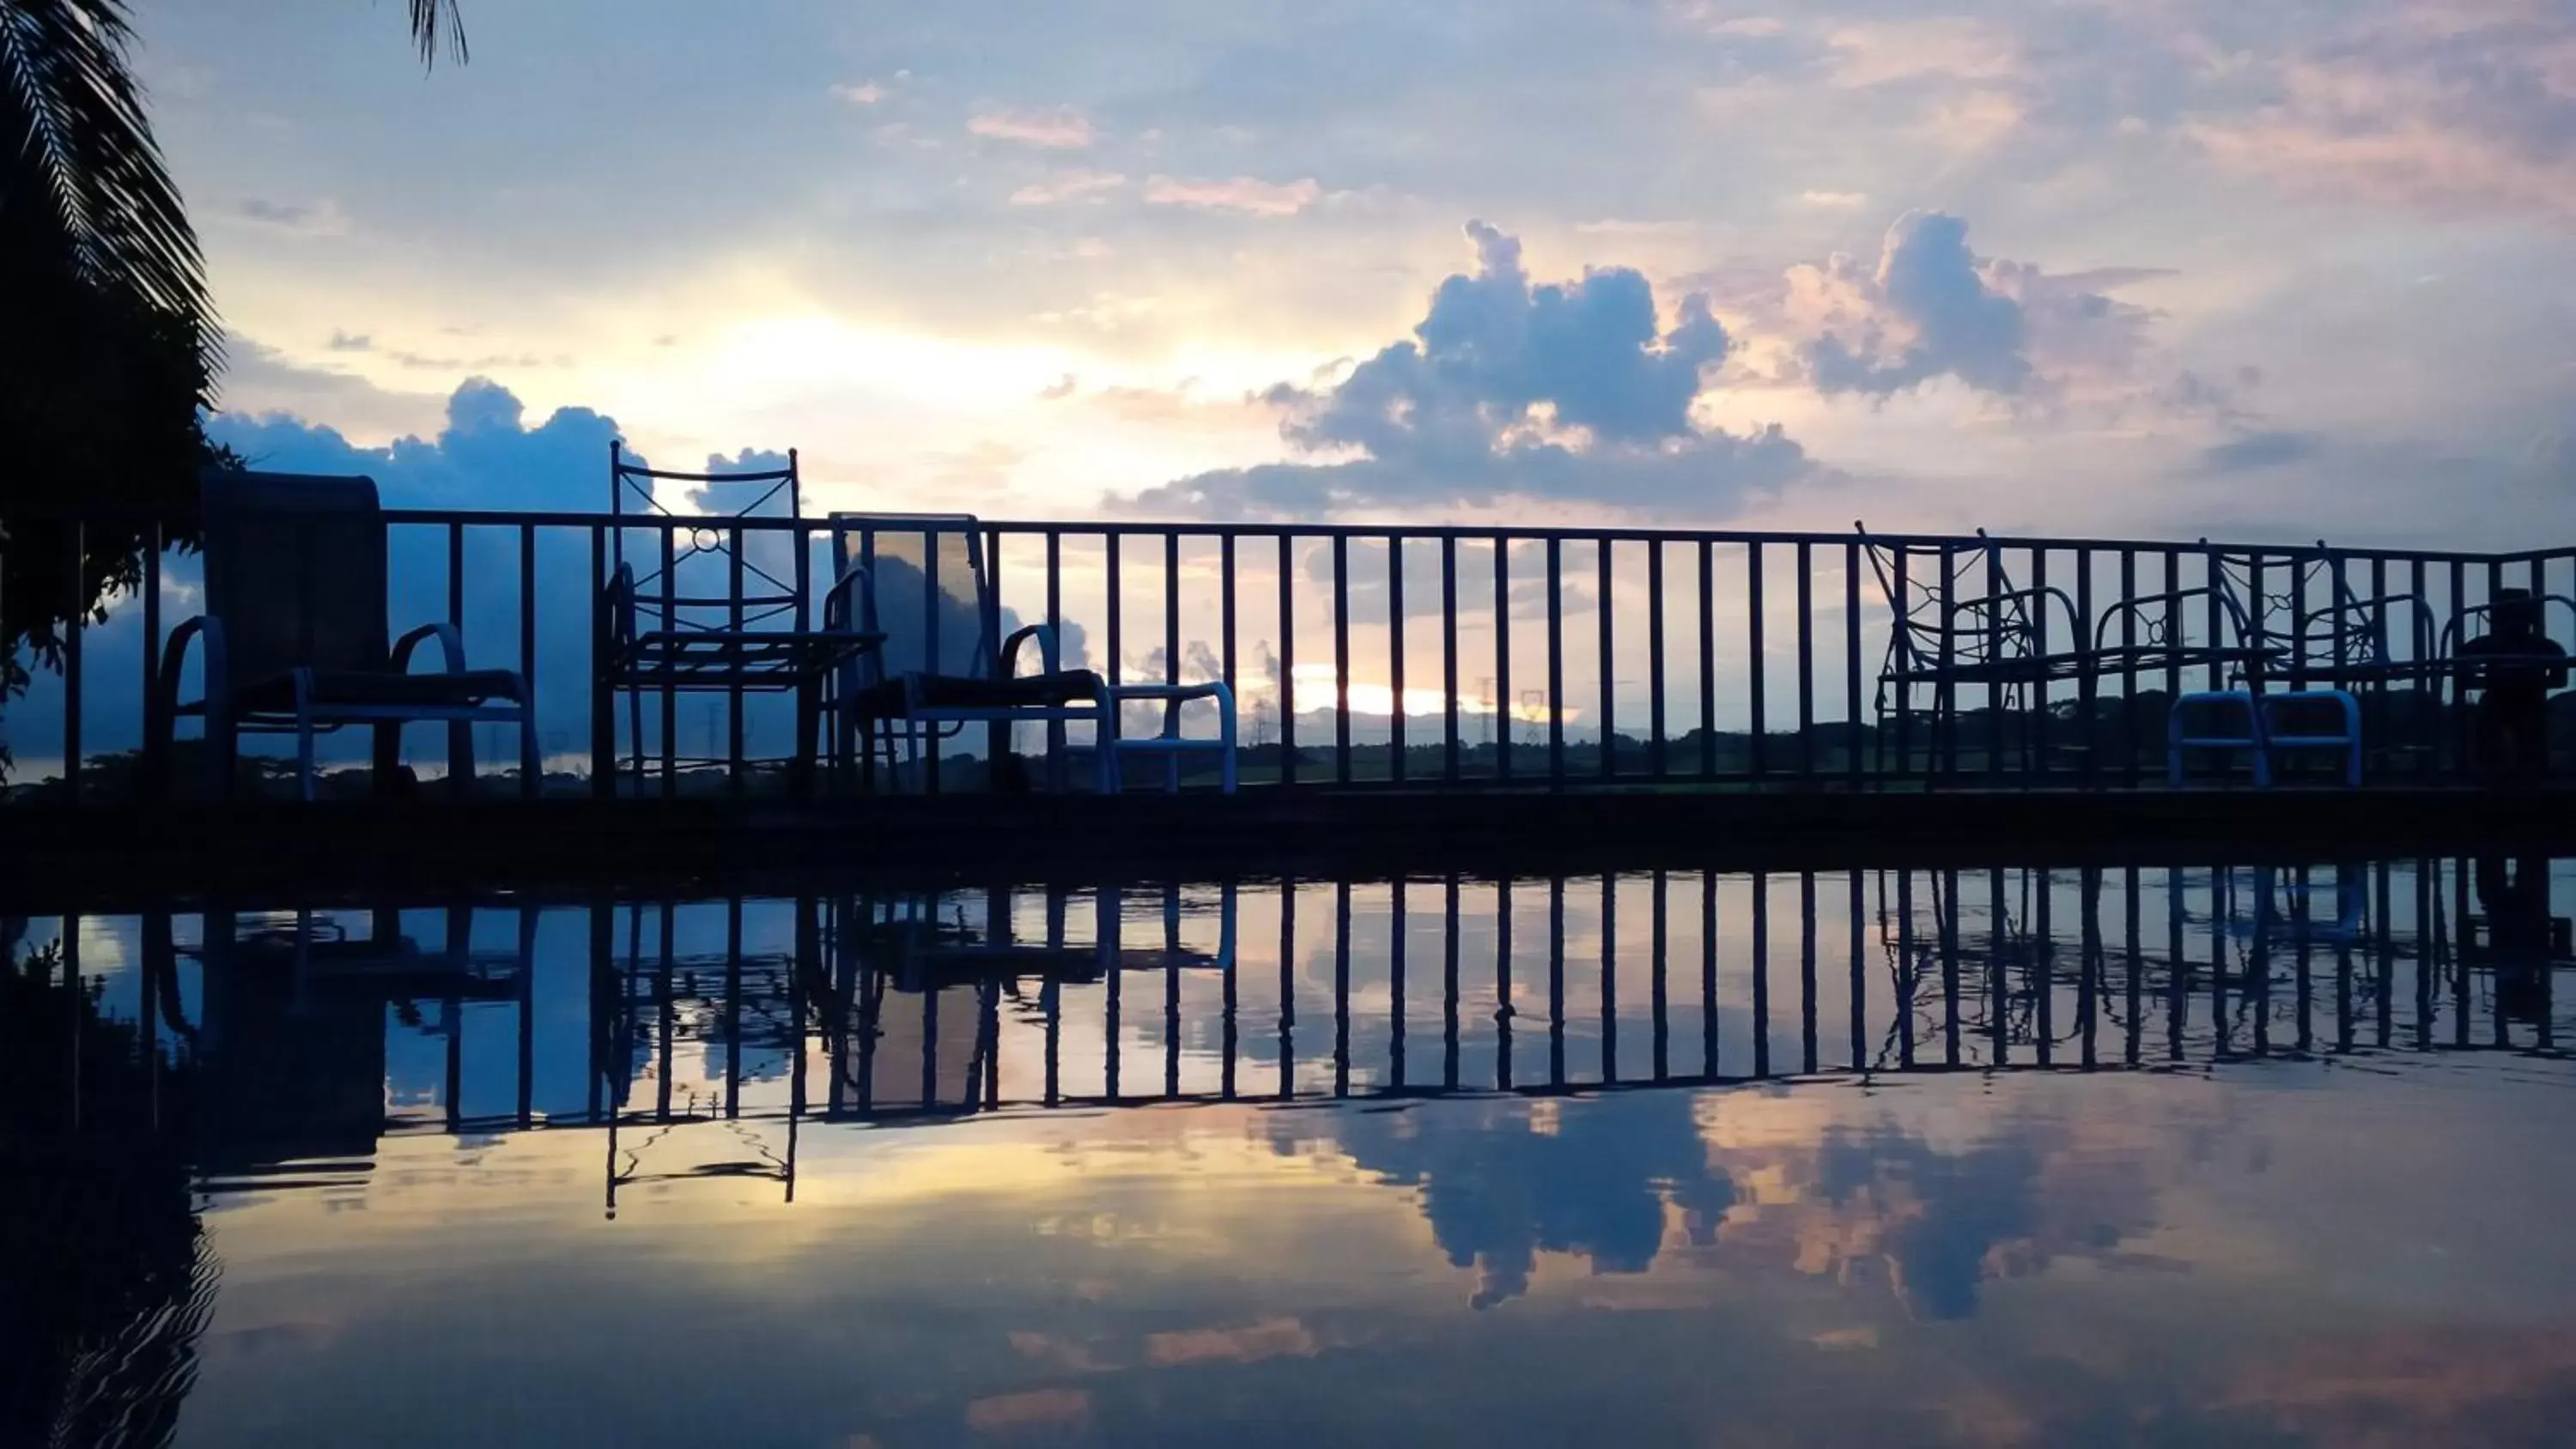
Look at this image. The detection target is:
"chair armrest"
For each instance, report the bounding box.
[1002,623,1062,676]
[159,615,228,717]
[393,621,469,674]
[823,560,870,633]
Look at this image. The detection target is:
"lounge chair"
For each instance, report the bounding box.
[155,470,535,800]
[825,513,1238,793]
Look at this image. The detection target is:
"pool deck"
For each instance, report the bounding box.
[10,783,2573,911]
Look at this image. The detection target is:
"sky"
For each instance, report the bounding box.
[135,0,2576,549]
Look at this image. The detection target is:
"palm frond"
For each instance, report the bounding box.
[0,0,216,374]
[406,0,466,69]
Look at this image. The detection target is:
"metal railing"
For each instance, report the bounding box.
[6,506,2571,802]
[35,858,2564,1174]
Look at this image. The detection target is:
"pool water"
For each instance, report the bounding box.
[9,860,2576,1446]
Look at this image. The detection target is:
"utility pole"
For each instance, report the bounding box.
[1476,676,1496,748]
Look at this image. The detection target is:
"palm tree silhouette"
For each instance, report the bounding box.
[0,0,465,774]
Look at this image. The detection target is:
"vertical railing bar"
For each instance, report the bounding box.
[1442,537,1460,782]
[1796,541,1815,783]
[1548,876,1567,1086]
[1045,531,1066,786]
[2117,549,2137,787]
[1941,869,1961,1065]
[1984,546,2003,787]
[1273,535,1297,785]
[2030,549,2050,788]
[1792,872,1817,1071]
[1892,546,1911,784]
[1647,540,1667,779]
[519,524,539,800]
[1844,542,1862,791]
[728,524,746,794]
[1279,877,1297,1098]
[1748,543,1767,782]
[1750,871,1771,1076]
[1846,870,1865,1068]
[1389,881,1407,1088]
[1700,869,1718,1074]
[1599,875,1617,1083]
[2079,549,2099,787]
[1494,537,1511,783]
[1650,870,1669,1080]
[1698,540,1716,780]
[1389,534,1407,785]
[1334,879,1352,1096]
[2447,559,2467,780]
[1597,538,1616,782]
[658,523,677,798]
[1443,875,1461,1087]
[1546,537,1565,787]
[1220,530,1238,738]
[1496,877,1514,1090]
[1332,534,1352,784]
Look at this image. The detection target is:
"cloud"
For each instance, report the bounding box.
[2184,10,2576,221]
[1796,190,1870,209]
[325,330,372,353]
[1787,210,2159,400]
[234,197,350,238]
[2198,429,2323,473]
[1822,19,2021,90]
[967,106,1094,149]
[829,81,886,106]
[1009,169,1126,206]
[1141,175,1324,216]
[1124,221,1814,519]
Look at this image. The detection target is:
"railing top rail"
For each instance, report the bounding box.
[6,502,2546,566]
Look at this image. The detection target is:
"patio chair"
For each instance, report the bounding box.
[825,513,1239,793]
[600,442,878,796]
[155,470,535,801]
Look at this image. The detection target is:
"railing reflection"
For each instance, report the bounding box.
[27,856,2561,1202]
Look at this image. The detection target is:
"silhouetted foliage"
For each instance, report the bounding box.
[0,927,210,1448]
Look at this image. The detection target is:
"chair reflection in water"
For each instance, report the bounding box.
[143,904,538,1184]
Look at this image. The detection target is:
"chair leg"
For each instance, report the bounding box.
[296,712,318,803]
[448,720,476,800]
[626,685,645,797]
[210,712,235,802]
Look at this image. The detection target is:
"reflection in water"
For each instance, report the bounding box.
[6,856,2573,1446]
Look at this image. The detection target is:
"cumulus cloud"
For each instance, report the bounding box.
[1141,175,1324,216]
[1124,221,1814,520]
[830,81,886,106]
[1787,210,2159,400]
[968,106,1094,149]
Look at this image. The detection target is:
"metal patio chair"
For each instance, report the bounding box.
[154,470,535,801]
[600,442,878,795]
[825,513,1239,793]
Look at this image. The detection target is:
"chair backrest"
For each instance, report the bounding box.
[1856,523,2013,671]
[830,514,995,682]
[200,470,391,684]
[608,440,805,637]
